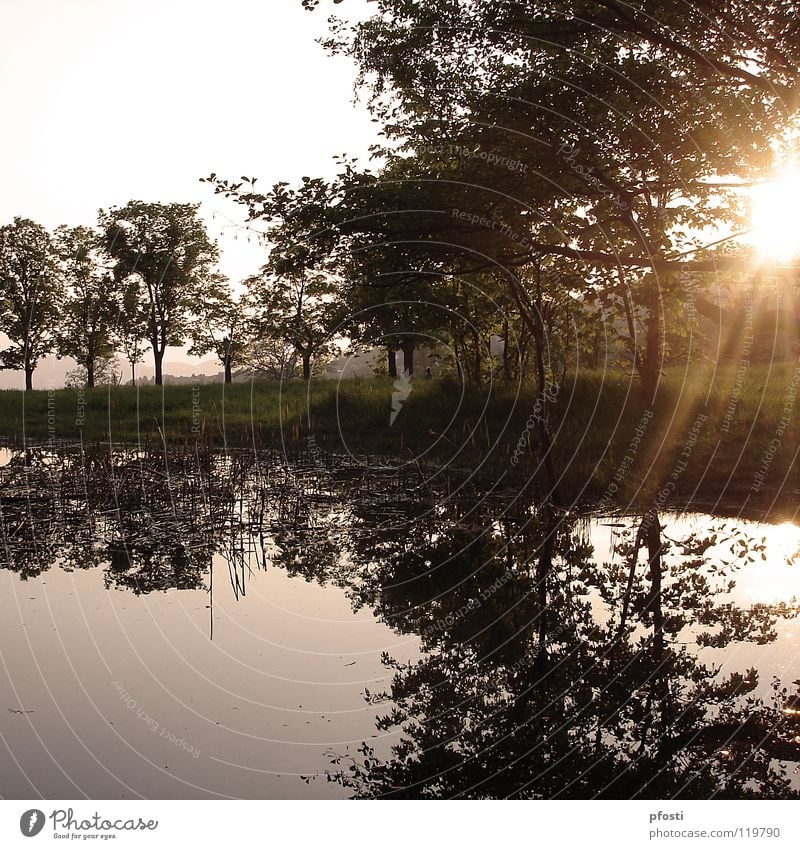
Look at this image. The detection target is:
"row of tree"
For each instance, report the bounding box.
[1,191,586,392]
[1,193,512,391]
[0,201,343,389]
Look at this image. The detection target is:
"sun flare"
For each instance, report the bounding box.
[750,166,800,261]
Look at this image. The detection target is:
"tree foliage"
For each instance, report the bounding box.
[100,201,218,385]
[295,0,800,400]
[188,275,249,383]
[0,217,63,390]
[54,225,118,388]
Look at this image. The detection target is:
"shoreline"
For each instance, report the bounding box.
[0,365,798,521]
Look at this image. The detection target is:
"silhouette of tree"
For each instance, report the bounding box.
[188,275,250,383]
[246,268,337,381]
[100,201,218,385]
[300,0,800,403]
[54,225,118,388]
[0,217,63,390]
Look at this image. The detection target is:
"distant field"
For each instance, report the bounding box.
[2,364,799,515]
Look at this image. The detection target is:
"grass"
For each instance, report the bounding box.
[3,363,800,515]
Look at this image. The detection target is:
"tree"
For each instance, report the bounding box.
[65,356,121,388]
[0,217,63,391]
[216,177,342,381]
[337,247,452,379]
[188,276,250,384]
[244,334,300,380]
[303,0,800,403]
[246,268,337,381]
[115,275,149,386]
[330,168,461,380]
[100,201,219,385]
[54,225,117,388]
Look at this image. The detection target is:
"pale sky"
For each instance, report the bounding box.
[0,0,377,385]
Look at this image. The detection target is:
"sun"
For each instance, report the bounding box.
[750,166,800,261]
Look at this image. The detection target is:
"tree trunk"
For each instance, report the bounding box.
[154,348,164,386]
[387,346,397,378]
[639,311,661,406]
[24,364,33,392]
[224,357,232,384]
[516,328,530,380]
[402,343,414,377]
[502,264,560,498]
[643,510,664,657]
[593,324,601,369]
[531,306,560,504]
[502,318,510,380]
[86,356,95,389]
[535,507,558,670]
[453,338,464,382]
[302,353,311,381]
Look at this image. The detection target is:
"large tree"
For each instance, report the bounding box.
[300,0,800,403]
[0,217,63,391]
[54,225,118,388]
[100,201,218,385]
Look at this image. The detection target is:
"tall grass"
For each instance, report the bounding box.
[2,364,798,512]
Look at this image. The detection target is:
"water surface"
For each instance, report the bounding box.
[1,446,799,799]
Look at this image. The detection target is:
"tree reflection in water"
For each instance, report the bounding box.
[1,444,798,798]
[330,504,800,798]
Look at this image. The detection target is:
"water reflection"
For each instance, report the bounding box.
[1,445,799,799]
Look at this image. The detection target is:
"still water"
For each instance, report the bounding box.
[0,446,799,799]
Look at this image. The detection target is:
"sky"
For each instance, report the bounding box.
[0,0,377,385]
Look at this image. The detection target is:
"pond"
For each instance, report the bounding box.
[1,445,799,799]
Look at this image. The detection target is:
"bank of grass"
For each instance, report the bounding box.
[2,363,799,512]
[552,361,800,513]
